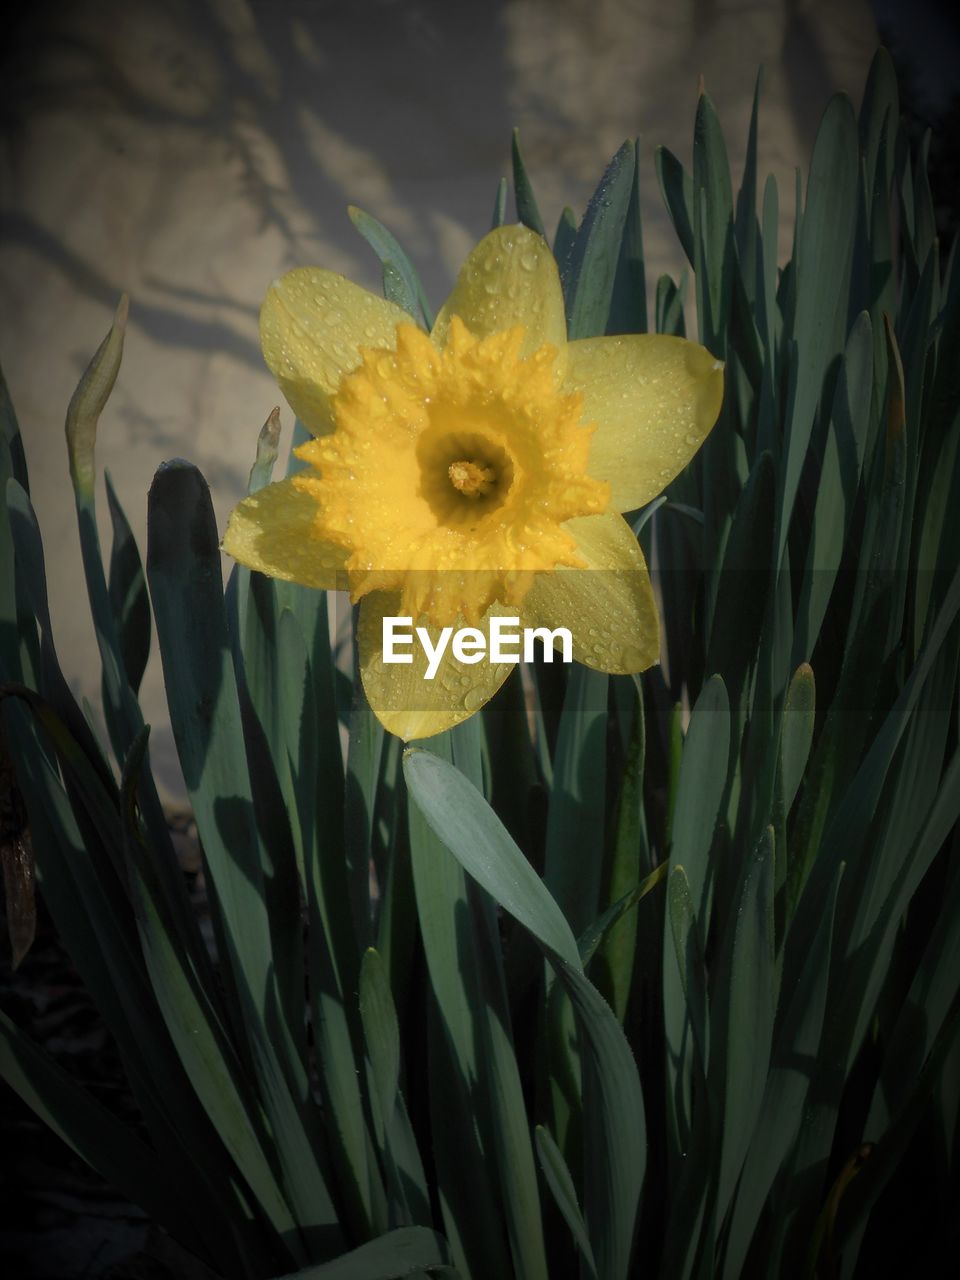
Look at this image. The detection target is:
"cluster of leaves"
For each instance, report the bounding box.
[1,48,958,1280]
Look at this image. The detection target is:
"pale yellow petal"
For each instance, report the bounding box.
[564,334,724,511]
[260,269,413,435]
[521,512,659,674]
[222,477,348,589]
[431,225,567,358]
[358,592,518,740]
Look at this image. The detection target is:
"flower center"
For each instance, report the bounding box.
[293,316,610,625]
[449,460,494,497]
[417,429,515,526]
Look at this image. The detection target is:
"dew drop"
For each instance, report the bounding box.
[464,686,487,712]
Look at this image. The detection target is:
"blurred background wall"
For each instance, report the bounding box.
[2,0,955,800]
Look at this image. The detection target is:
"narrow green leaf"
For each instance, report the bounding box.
[655,146,695,266]
[553,206,577,272]
[592,691,651,1017]
[104,469,151,695]
[778,665,816,819]
[345,681,384,947]
[409,748,579,969]
[247,406,282,495]
[382,262,419,320]
[6,479,114,789]
[859,47,899,201]
[62,296,157,777]
[232,578,315,1120]
[65,295,127,497]
[404,750,645,1280]
[148,463,272,980]
[276,1228,452,1279]
[669,675,730,920]
[722,864,842,1279]
[706,452,775,700]
[867,855,960,1135]
[544,666,609,935]
[716,828,777,1220]
[655,273,687,337]
[851,656,959,957]
[147,460,341,1247]
[491,175,508,229]
[581,866,667,973]
[734,69,762,287]
[2,701,263,1275]
[789,561,960,972]
[294,608,378,1241]
[667,865,708,1070]
[119,727,300,1251]
[348,206,433,328]
[418,726,549,1280]
[792,311,874,662]
[565,141,636,339]
[0,433,27,683]
[471,910,549,1280]
[607,139,647,334]
[693,89,734,351]
[0,769,34,968]
[359,946,430,1229]
[758,174,779,378]
[0,363,29,493]
[511,129,546,238]
[778,96,859,563]
[359,948,401,1141]
[406,733,513,1280]
[534,1126,599,1279]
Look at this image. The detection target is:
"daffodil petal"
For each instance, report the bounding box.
[521,512,660,674]
[358,592,517,740]
[221,477,348,589]
[261,268,412,435]
[564,334,724,511]
[432,226,567,358]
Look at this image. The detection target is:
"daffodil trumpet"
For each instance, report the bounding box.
[223,224,723,739]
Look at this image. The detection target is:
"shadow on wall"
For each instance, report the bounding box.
[0,0,515,355]
[0,0,885,380]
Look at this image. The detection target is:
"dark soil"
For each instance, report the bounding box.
[0,816,205,1280]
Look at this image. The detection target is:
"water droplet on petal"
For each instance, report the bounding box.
[464,686,487,712]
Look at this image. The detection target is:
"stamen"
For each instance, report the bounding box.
[449,459,496,498]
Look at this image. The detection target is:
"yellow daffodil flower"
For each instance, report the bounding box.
[223,225,723,740]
